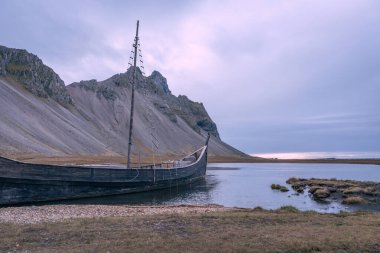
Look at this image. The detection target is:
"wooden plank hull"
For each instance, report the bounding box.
[0,146,208,205]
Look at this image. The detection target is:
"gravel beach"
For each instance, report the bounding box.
[0,204,228,224]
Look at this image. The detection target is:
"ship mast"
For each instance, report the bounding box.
[127,20,139,168]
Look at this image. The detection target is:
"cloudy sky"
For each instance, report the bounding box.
[1,0,380,155]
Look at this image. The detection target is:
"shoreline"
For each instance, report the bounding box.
[2,154,380,166]
[1,203,378,225]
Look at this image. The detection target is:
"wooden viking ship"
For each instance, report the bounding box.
[0,21,209,205]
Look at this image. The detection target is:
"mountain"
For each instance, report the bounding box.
[0,45,246,162]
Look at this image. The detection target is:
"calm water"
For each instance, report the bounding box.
[252,151,380,159]
[56,163,380,213]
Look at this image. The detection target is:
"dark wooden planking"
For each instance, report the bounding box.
[0,146,208,205]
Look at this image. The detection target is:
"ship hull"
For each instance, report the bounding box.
[0,146,208,205]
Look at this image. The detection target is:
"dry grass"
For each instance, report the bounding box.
[1,209,380,253]
[342,196,368,205]
[11,154,178,166]
[313,188,331,198]
[343,187,366,194]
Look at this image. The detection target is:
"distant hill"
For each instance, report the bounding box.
[0,45,247,161]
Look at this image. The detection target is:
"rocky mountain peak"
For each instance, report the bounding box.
[174,95,220,139]
[149,70,171,95]
[69,79,98,91]
[105,66,143,88]
[68,66,221,140]
[0,45,72,105]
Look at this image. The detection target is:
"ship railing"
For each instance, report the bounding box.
[133,145,206,169]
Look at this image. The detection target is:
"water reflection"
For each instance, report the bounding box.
[50,176,219,206]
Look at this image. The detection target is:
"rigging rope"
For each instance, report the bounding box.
[127,40,162,168]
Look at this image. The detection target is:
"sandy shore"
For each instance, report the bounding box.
[0,204,228,224]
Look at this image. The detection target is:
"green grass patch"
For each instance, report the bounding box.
[286,177,298,184]
[278,205,300,213]
[271,184,289,192]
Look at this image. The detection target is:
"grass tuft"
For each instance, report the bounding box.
[286,177,298,184]
[342,196,367,205]
[278,205,299,213]
[271,184,289,192]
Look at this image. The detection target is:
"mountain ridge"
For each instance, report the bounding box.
[0,45,71,105]
[69,67,221,139]
[0,45,246,161]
